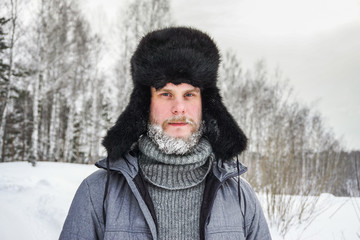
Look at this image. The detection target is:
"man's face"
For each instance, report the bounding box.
[149,83,202,139]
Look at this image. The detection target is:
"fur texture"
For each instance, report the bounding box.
[102,27,247,162]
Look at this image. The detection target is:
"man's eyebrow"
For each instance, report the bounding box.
[156,87,200,92]
[156,88,172,92]
[187,88,200,93]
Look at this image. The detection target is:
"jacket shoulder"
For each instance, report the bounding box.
[235,177,271,239]
[60,169,108,239]
[83,169,129,213]
[220,177,259,221]
[60,169,128,240]
[84,169,108,188]
[210,177,271,239]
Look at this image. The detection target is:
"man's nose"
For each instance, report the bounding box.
[171,99,185,115]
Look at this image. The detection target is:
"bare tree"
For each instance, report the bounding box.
[219,53,346,237]
[0,0,18,160]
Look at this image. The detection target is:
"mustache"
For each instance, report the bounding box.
[162,116,196,128]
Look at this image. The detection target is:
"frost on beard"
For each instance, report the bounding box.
[147,123,203,155]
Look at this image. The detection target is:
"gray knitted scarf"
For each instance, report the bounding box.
[138,136,213,190]
[138,135,214,239]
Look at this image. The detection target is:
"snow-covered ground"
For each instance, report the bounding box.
[0,161,359,240]
[0,162,96,240]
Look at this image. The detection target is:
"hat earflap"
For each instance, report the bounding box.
[202,88,247,161]
[102,84,150,161]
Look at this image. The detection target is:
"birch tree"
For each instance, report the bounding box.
[0,0,32,163]
[112,0,173,116]
[0,0,18,160]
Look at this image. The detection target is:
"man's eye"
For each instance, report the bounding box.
[185,93,194,97]
[161,93,171,97]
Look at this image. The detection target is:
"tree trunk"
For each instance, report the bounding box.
[30,68,41,164]
[64,103,74,162]
[0,0,17,160]
[48,92,58,161]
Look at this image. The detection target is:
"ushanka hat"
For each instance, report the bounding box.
[102,27,247,162]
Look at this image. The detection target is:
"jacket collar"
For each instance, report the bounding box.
[212,159,247,182]
[96,152,247,182]
[95,152,139,178]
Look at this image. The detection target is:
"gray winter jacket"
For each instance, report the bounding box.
[60,153,271,240]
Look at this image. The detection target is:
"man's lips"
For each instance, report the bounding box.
[168,122,188,126]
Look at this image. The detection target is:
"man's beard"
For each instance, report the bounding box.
[147,118,203,155]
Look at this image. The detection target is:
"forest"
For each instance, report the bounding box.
[0,0,359,237]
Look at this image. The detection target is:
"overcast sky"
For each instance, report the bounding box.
[170,0,360,150]
[83,0,360,150]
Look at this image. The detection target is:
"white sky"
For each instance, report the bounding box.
[169,0,360,150]
[83,0,360,150]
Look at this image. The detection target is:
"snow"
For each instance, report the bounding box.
[260,193,360,239]
[0,161,359,240]
[0,162,96,240]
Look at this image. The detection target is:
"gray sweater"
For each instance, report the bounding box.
[138,136,213,239]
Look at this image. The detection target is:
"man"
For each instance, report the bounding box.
[60,27,271,240]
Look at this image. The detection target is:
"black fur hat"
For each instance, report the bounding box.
[102,27,247,162]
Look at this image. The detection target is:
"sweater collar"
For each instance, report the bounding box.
[138,136,213,190]
[95,152,247,182]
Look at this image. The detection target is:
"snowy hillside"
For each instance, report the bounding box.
[0,161,359,240]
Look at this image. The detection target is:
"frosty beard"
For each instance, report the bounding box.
[147,121,203,155]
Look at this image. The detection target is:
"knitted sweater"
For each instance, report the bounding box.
[138,136,213,240]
